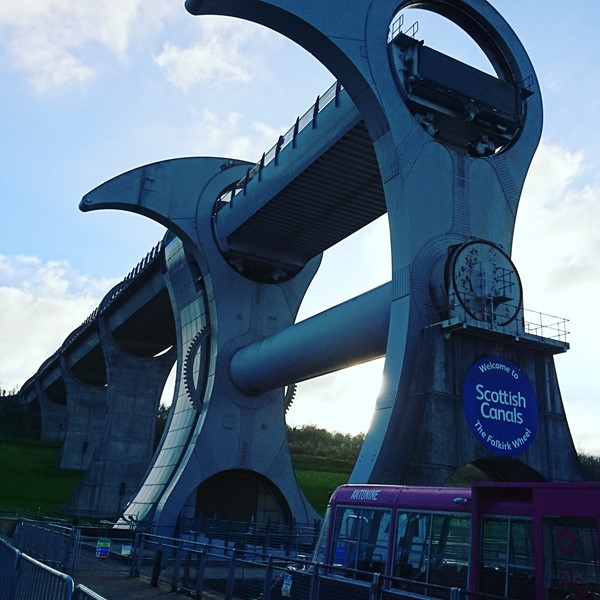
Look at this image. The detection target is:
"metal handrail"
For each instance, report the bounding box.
[216,79,342,208]
[433,293,570,344]
[31,240,164,380]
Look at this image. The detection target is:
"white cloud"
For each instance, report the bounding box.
[154,40,250,90]
[0,0,173,93]
[514,141,600,454]
[0,255,110,390]
[13,41,96,92]
[153,17,273,91]
[287,360,384,435]
[149,107,289,164]
[514,142,600,309]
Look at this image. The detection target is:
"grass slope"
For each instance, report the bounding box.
[294,469,349,515]
[0,438,82,515]
[0,433,349,518]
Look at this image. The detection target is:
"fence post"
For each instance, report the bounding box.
[450,587,461,600]
[225,551,236,600]
[195,548,207,598]
[130,533,142,577]
[65,527,81,574]
[369,572,381,600]
[261,555,274,600]
[171,539,184,592]
[182,545,192,589]
[151,548,163,588]
[309,563,321,600]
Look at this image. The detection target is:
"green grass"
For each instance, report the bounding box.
[0,438,83,515]
[0,433,346,519]
[294,468,349,515]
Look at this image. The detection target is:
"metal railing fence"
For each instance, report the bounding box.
[430,294,570,347]
[71,585,109,600]
[12,519,80,573]
[7,519,515,600]
[1,537,74,600]
[176,514,321,556]
[215,79,344,209]
[129,532,511,600]
[0,537,20,599]
[1,536,108,600]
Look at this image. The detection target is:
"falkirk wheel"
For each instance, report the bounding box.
[80,0,581,533]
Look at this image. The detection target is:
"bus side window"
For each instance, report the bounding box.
[330,507,391,576]
[357,508,391,574]
[393,512,429,579]
[392,511,469,597]
[332,508,362,569]
[480,517,534,599]
[428,514,470,591]
[543,516,600,599]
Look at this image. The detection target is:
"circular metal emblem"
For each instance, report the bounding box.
[450,240,522,327]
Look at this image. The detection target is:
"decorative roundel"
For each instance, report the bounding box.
[449,240,522,327]
[183,326,210,411]
[463,356,537,456]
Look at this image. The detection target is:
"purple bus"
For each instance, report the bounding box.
[310,482,600,599]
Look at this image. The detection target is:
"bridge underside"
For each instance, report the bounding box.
[220,120,386,280]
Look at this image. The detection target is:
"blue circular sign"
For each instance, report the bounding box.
[463,357,537,456]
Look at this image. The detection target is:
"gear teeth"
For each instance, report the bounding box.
[284,383,297,413]
[183,326,210,411]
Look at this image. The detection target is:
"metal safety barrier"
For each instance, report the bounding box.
[0,537,20,599]
[127,532,509,600]
[1,537,107,600]
[6,522,510,599]
[1,537,73,600]
[72,584,109,600]
[12,519,80,573]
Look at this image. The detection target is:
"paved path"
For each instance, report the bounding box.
[75,571,178,599]
[73,548,185,599]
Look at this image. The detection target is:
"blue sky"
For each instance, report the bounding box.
[1,1,599,454]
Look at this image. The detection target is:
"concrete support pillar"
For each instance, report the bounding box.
[58,356,107,471]
[375,324,582,485]
[36,380,67,443]
[63,315,176,518]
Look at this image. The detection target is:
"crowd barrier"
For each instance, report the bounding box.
[4,517,509,600]
[12,519,80,573]
[129,532,496,600]
[0,537,106,600]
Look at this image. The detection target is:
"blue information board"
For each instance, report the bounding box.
[463,356,537,456]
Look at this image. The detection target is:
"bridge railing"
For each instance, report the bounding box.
[24,239,165,390]
[216,79,344,208]
[176,514,320,554]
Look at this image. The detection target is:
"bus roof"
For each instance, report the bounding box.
[331,482,600,518]
[332,484,472,512]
